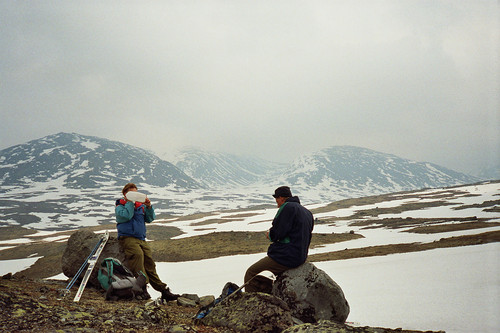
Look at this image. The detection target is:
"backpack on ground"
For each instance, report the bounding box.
[97,257,148,301]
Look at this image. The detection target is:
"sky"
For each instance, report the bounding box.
[0,1,498,175]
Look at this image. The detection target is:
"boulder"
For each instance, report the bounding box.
[199,295,215,307]
[177,297,197,307]
[272,262,350,324]
[250,274,274,294]
[201,292,294,332]
[61,229,125,288]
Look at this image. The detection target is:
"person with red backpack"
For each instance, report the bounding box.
[115,182,178,301]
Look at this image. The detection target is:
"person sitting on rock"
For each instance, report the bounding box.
[244,186,314,292]
[115,182,179,301]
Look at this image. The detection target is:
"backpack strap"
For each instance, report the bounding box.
[98,258,115,290]
[106,259,114,286]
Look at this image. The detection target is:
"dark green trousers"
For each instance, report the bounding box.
[119,236,167,292]
[244,256,289,292]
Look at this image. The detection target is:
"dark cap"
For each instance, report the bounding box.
[272,186,292,198]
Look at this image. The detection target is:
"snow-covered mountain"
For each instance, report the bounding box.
[0,132,198,189]
[171,147,285,187]
[0,133,202,230]
[0,133,481,231]
[271,146,479,202]
[172,145,479,202]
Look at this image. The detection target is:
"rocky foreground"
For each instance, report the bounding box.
[0,275,445,333]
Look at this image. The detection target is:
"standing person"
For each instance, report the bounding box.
[115,182,179,301]
[244,186,314,292]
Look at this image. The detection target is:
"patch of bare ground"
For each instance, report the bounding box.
[162,211,217,222]
[404,221,500,234]
[190,218,244,226]
[0,240,68,279]
[222,212,262,219]
[150,231,363,262]
[346,200,457,219]
[309,188,474,216]
[349,216,493,230]
[308,230,500,262]
[156,205,274,222]
[485,206,500,213]
[452,199,500,210]
[144,225,184,241]
[310,195,400,215]
[0,226,38,241]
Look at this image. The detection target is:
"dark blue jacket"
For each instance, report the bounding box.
[267,196,314,268]
[115,199,155,240]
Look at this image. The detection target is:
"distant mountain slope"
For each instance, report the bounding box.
[0,134,481,231]
[475,164,500,181]
[0,132,199,189]
[172,147,285,187]
[0,133,202,230]
[273,146,479,201]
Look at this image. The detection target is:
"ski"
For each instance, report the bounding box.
[58,237,102,299]
[73,230,109,302]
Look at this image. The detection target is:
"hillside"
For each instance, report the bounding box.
[0,133,201,230]
[271,146,479,202]
[0,132,198,189]
[171,147,285,187]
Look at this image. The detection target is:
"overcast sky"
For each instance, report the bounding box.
[1,1,498,174]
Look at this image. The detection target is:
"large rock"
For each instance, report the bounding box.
[61,229,125,288]
[201,292,294,332]
[272,262,350,324]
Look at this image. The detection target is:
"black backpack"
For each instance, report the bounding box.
[97,257,148,301]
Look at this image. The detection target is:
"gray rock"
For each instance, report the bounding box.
[199,295,215,307]
[201,292,294,332]
[180,293,200,303]
[272,262,350,324]
[61,229,125,288]
[167,324,197,333]
[177,296,197,307]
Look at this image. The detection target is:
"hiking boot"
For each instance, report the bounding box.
[140,285,151,300]
[161,288,179,301]
[137,290,151,300]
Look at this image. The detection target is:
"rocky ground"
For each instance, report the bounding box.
[0,275,445,333]
[0,274,221,333]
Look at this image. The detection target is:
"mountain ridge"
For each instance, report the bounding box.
[269,145,478,201]
[0,132,482,230]
[0,132,199,189]
[171,144,479,202]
